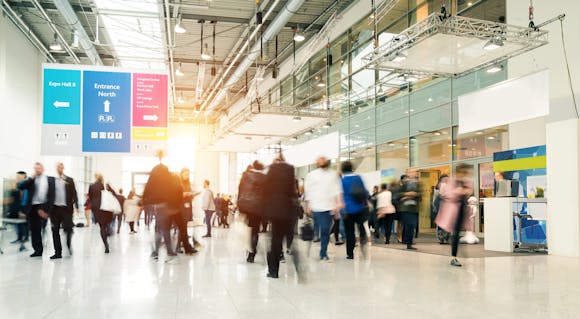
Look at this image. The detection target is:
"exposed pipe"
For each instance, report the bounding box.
[1,0,56,62]
[163,0,177,111]
[53,0,103,65]
[30,0,80,64]
[200,0,283,112]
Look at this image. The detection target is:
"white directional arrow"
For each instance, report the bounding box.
[104,100,111,113]
[143,115,159,121]
[53,101,70,108]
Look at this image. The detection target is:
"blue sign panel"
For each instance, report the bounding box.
[43,68,81,124]
[82,71,131,153]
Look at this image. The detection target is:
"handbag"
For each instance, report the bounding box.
[301,219,314,241]
[100,190,122,214]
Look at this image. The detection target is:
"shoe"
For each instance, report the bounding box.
[406,246,417,251]
[30,252,42,257]
[450,258,462,267]
[346,256,354,260]
[266,272,278,279]
[50,254,62,260]
[202,234,211,238]
[321,256,332,263]
[335,240,345,246]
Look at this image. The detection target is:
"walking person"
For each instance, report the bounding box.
[49,162,78,259]
[376,183,396,245]
[238,161,266,263]
[8,171,28,246]
[123,190,141,234]
[18,162,55,258]
[88,174,115,253]
[395,170,422,250]
[115,189,126,234]
[201,180,216,238]
[304,156,343,262]
[179,168,202,249]
[143,155,181,261]
[340,161,369,260]
[263,154,300,279]
[435,164,474,267]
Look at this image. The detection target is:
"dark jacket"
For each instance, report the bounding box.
[59,175,79,213]
[237,169,266,216]
[18,176,56,214]
[88,181,105,213]
[262,162,298,222]
[143,164,183,210]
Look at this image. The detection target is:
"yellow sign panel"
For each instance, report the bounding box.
[132,127,168,141]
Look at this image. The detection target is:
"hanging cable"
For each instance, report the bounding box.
[559,17,579,118]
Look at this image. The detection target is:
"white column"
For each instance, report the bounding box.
[546,119,580,257]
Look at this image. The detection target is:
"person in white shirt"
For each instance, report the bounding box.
[304,156,343,262]
[201,180,216,238]
[377,183,396,245]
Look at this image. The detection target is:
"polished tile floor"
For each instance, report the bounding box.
[1,222,579,319]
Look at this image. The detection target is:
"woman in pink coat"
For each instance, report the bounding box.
[435,164,474,267]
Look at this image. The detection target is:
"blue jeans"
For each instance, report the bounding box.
[314,211,333,258]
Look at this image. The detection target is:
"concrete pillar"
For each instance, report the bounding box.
[546,119,580,257]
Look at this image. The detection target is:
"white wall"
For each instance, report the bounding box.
[0,13,45,201]
[507,0,580,149]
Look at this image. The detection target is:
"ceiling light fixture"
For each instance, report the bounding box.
[49,33,63,52]
[487,65,503,73]
[175,63,184,76]
[293,26,305,42]
[483,36,504,51]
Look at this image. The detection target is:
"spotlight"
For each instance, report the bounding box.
[484,36,504,51]
[487,65,503,73]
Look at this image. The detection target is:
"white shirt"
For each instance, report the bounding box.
[201,188,216,211]
[304,168,342,212]
[32,175,48,205]
[377,190,396,214]
[54,176,67,207]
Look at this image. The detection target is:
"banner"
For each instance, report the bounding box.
[41,64,168,155]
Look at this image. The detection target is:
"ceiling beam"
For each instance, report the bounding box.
[180,13,323,30]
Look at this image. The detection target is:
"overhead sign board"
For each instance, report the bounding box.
[41,64,168,155]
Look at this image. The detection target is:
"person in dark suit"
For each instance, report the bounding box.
[262,154,299,279]
[18,162,55,257]
[49,162,79,259]
[88,173,112,253]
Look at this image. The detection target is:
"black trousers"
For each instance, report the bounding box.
[343,212,367,258]
[29,205,48,254]
[95,210,113,250]
[173,213,194,253]
[50,206,74,255]
[400,212,418,247]
[268,219,294,276]
[380,214,396,243]
[452,203,466,257]
[247,214,261,254]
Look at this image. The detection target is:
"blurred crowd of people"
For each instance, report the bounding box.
[3,151,475,278]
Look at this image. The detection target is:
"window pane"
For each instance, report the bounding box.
[454,125,509,160]
[409,128,452,166]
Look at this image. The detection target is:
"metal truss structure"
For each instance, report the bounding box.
[363,13,549,77]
